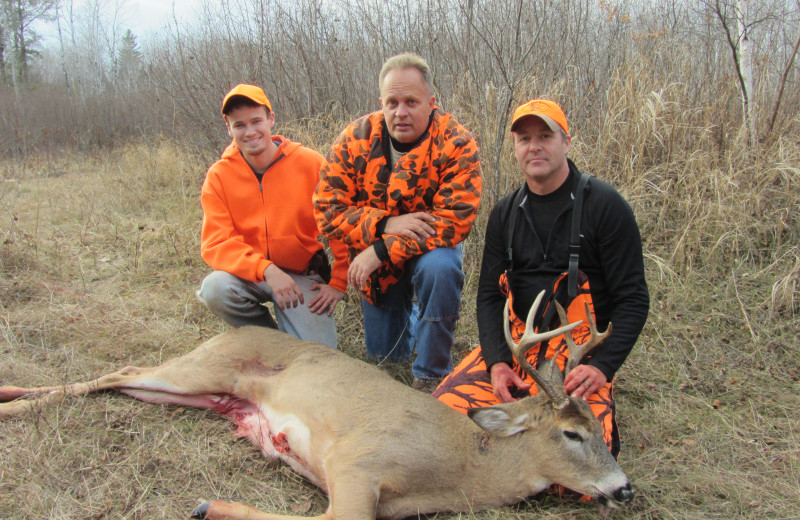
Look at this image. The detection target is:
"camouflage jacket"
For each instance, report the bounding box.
[314,107,482,304]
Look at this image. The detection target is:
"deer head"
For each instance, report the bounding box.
[467,290,632,511]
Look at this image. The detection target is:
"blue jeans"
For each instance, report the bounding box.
[361,245,464,380]
[197,270,337,349]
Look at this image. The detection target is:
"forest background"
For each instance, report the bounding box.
[1,0,799,519]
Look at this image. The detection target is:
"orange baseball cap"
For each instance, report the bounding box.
[510,99,569,136]
[221,84,273,114]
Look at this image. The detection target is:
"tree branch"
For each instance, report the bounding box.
[767,29,800,135]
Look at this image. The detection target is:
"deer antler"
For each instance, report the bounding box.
[554,301,612,376]
[504,291,581,406]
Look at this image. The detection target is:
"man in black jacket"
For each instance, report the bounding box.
[434,99,648,456]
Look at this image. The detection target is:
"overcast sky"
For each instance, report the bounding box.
[120,0,204,36]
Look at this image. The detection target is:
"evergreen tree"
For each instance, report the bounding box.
[0,0,56,88]
[116,28,141,89]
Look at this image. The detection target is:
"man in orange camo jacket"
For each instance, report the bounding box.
[314,54,482,390]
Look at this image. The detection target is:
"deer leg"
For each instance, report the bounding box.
[199,457,381,520]
[0,366,165,419]
[0,360,243,420]
[325,470,380,520]
[194,469,379,520]
[192,500,333,520]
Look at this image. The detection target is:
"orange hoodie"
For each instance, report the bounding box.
[201,136,347,292]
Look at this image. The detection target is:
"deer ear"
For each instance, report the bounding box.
[468,406,530,437]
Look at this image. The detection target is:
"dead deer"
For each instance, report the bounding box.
[0,291,633,519]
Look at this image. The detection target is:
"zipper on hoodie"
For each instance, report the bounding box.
[253,142,288,255]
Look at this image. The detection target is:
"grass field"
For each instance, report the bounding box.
[1,128,799,520]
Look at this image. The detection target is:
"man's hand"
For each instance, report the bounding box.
[385,212,437,241]
[564,364,607,400]
[308,284,345,316]
[490,362,532,403]
[347,246,382,290]
[263,264,304,310]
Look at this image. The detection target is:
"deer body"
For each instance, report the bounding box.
[0,325,633,519]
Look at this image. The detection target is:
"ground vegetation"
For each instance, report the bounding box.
[1,0,799,518]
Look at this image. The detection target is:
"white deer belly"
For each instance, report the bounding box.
[234,403,329,490]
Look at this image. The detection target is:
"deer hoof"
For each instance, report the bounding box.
[190,501,211,519]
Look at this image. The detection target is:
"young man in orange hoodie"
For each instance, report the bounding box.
[197,84,347,348]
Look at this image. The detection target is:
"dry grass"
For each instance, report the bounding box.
[1,91,800,520]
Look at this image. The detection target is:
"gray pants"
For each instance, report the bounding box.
[197,270,337,349]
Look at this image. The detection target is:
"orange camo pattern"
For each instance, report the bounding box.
[434,272,618,455]
[314,107,482,304]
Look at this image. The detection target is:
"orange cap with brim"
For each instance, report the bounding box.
[510,99,569,136]
[221,84,273,114]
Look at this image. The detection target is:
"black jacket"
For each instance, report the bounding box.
[477,160,649,380]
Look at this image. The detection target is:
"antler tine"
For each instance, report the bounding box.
[503,291,581,404]
[557,301,613,375]
[517,292,583,349]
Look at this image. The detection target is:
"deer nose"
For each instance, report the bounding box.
[613,482,635,504]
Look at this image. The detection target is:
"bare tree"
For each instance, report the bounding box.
[767,29,800,135]
[3,0,800,159]
[703,0,799,145]
[0,0,56,90]
[0,23,7,84]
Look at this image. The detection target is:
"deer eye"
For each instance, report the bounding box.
[563,430,583,442]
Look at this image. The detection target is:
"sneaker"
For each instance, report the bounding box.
[411,376,443,394]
